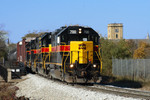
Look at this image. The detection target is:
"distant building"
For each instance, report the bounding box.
[146,33,149,39]
[108,23,123,39]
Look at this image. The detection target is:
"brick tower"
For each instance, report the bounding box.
[108,23,123,39]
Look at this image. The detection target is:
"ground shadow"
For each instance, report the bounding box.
[25,67,36,74]
[99,75,142,88]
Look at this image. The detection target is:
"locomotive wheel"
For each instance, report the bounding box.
[61,72,65,82]
[83,77,88,83]
[93,76,98,83]
[72,75,76,85]
[72,60,78,85]
[50,75,53,80]
[47,71,53,79]
[36,67,38,73]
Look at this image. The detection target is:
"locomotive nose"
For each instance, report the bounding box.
[70,41,93,64]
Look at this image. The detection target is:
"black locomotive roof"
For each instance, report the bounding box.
[52,26,99,36]
[41,32,51,40]
[52,26,67,35]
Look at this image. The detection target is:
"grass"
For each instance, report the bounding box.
[140,82,150,91]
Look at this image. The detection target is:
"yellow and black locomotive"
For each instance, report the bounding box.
[26,26,102,83]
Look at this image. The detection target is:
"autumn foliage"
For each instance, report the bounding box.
[133,42,150,59]
[100,39,150,76]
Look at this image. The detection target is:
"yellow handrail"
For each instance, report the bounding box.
[43,53,50,69]
[34,50,41,68]
[99,48,103,73]
[42,47,48,69]
[64,53,70,73]
[95,51,102,73]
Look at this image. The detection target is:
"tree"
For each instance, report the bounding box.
[22,31,47,39]
[126,39,137,58]
[0,25,8,59]
[114,39,132,59]
[133,42,150,59]
[100,38,115,76]
[22,32,39,39]
[8,43,16,51]
[0,30,8,49]
[100,38,132,76]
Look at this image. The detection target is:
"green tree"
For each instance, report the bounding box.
[8,43,16,51]
[100,38,132,76]
[100,38,115,76]
[0,26,8,59]
[114,39,132,59]
[126,39,137,58]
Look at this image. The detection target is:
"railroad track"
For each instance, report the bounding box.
[37,73,150,99]
[87,84,150,99]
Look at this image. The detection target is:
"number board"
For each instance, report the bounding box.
[69,30,77,34]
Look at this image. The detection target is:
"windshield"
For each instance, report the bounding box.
[68,34,88,41]
[60,34,99,45]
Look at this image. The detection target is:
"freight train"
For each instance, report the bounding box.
[17,25,102,83]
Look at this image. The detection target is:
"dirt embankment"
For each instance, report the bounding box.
[0,83,29,100]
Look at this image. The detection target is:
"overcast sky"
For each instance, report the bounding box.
[0,0,150,43]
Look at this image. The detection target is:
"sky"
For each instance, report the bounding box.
[0,0,150,43]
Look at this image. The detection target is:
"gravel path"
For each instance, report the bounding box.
[15,74,141,100]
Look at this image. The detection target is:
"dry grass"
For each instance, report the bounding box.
[0,83,18,100]
[0,83,29,100]
[140,82,150,91]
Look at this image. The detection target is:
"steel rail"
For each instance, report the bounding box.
[36,73,150,99]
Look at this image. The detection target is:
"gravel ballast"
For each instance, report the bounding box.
[15,74,141,100]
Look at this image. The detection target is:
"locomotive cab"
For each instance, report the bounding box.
[56,26,102,83]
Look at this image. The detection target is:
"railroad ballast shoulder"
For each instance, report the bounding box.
[17,26,102,83]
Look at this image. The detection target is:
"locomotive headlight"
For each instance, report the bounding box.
[70,64,74,68]
[79,28,82,34]
[11,69,15,72]
[16,69,20,72]
[93,64,97,68]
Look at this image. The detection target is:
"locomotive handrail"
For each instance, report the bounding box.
[98,47,103,73]
[64,52,70,74]
[70,50,93,64]
[43,53,50,69]
[34,51,41,68]
[95,51,102,73]
[29,60,31,68]
[60,42,67,72]
[42,47,49,69]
